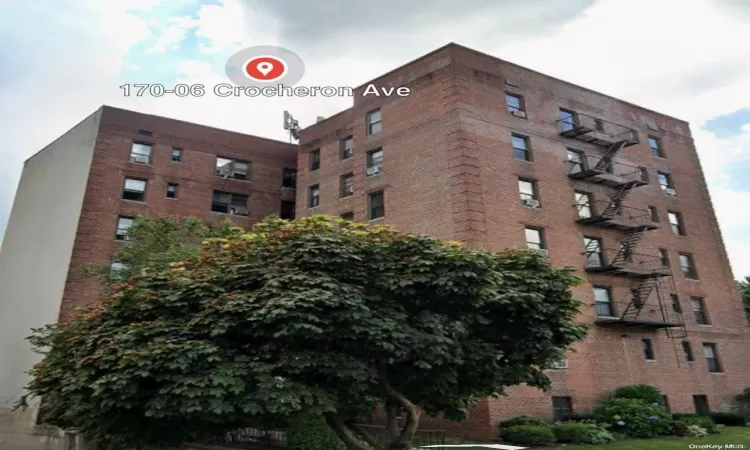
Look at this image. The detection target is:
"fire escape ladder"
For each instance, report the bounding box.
[620,278,658,321]
[593,140,629,172]
[601,183,635,218]
[661,276,688,339]
[611,226,648,266]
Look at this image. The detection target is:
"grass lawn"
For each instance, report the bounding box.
[427,426,750,449]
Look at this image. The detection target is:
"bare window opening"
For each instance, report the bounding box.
[171,147,182,162]
[309,185,320,208]
[593,286,613,317]
[129,143,152,164]
[166,183,178,199]
[115,216,135,241]
[282,168,297,188]
[369,191,385,220]
[341,136,353,159]
[341,173,355,197]
[309,150,321,171]
[366,109,382,134]
[280,201,295,220]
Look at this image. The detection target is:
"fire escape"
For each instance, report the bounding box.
[560,111,687,339]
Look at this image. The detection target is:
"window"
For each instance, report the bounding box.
[659,249,670,267]
[308,185,320,208]
[115,217,135,241]
[366,109,382,134]
[703,344,722,373]
[211,191,248,216]
[593,286,613,317]
[216,157,249,180]
[657,172,675,195]
[642,338,655,360]
[567,149,584,174]
[649,136,664,157]
[505,93,524,113]
[584,237,603,267]
[309,150,321,171]
[525,227,545,250]
[341,173,354,197]
[693,395,710,414]
[559,108,577,132]
[575,192,592,219]
[512,134,531,161]
[668,211,685,235]
[682,341,695,362]
[552,397,573,421]
[282,168,297,188]
[671,294,682,313]
[171,147,182,162]
[109,262,128,281]
[122,178,147,202]
[368,191,385,220]
[166,183,178,199]
[679,253,698,279]
[130,143,152,164]
[280,201,295,220]
[662,395,671,412]
[692,297,709,325]
[340,136,353,159]
[340,212,354,221]
[366,148,383,175]
[518,179,538,205]
[649,206,659,223]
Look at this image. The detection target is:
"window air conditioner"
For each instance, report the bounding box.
[130,154,149,164]
[510,110,527,118]
[550,359,569,369]
[366,166,382,176]
[522,198,540,208]
[663,187,676,196]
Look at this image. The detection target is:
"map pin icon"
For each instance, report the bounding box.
[257,62,274,76]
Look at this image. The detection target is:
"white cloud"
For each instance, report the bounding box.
[1,0,749,279]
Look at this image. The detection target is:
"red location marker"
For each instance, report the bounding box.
[244,56,287,81]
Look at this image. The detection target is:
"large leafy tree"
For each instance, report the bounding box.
[20,216,587,450]
[736,276,750,323]
[79,215,244,287]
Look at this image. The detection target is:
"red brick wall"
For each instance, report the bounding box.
[58,107,297,320]
[298,44,750,439]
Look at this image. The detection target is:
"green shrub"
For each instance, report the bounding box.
[593,398,674,438]
[673,413,719,434]
[284,414,345,450]
[611,384,663,404]
[560,411,596,423]
[551,422,594,444]
[589,426,616,444]
[498,416,549,440]
[737,388,750,406]
[709,412,747,426]
[502,425,556,446]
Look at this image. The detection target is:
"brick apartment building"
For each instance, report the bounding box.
[1,43,749,440]
[295,43,750,437]
[0,106,298,411]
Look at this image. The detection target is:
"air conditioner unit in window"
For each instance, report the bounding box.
[366,166,382,176]
[230,207,248,216]
[344,186,354,196]
[663,187,676,196]
[522,198,540,208]
[534,248,549,257]
[510,109,527,118]
[130,154,149,164]
[550,359,569,369]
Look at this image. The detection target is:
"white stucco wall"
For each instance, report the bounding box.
[0,109,102,409]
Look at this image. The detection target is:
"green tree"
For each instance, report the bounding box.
[737,277,750,323]
[79,215,244,288]
[19,216,587,450]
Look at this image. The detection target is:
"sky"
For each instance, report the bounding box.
[0,0,749,277]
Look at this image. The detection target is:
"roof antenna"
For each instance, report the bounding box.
[283,111,301,143]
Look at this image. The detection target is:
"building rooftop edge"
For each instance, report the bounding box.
[350,42,690,126]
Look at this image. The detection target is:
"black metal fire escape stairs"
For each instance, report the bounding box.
[561,111,687,338]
